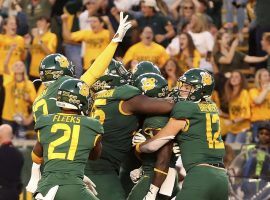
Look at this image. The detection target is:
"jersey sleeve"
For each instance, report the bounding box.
[114,85,141,100]
[170,102,194,119]
[83,117,104,134]
[34,115,52,130]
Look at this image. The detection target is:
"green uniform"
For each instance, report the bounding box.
[128,116,179,200]
[35,113,103,200]
[85,85,141,200]
[171,101,228,200]
[32,76,72,121]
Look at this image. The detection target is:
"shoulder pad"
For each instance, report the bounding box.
[35,114,53,130]
[81,117,104,134]
[171,101,195,119]
[113,85,141,100]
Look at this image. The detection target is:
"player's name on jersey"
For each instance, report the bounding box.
[198,103,218,113]
[53,114,81,123]
[96,89,115,99]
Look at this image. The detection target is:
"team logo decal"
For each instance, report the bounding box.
[78,82,90,97]
[141,77,156,92]
[55,55,69,68]
[200,72,212,86]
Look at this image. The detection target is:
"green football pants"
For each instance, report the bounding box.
[127,174,180,200]
[176,165,229,200]
[86,172,126,200]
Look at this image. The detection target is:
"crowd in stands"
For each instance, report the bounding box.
[0,0,269,170]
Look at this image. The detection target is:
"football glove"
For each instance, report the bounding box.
[26,163,41,193]
[132,130,146,146]
[172,142,180,157]
[83,175,98,196]
[35,185,59,200]
[143,184,159,200]
[130,166,143,183]
[112,12,132,43]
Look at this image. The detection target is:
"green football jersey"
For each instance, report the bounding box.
[33,76,72,121]
[35,113,103,180]
[141,115,169,173]
[171,101,225,171]
[86,85,141,172]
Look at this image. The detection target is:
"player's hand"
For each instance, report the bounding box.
[112,11,132,43]
[83,175,98,196]
[61,14,68,22]
[26,163,41,193]
[130,166,143,183]
[132,130,146,146]
[143,184,159,200]
[173,142,180,157]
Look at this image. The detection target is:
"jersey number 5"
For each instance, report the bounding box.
[205,113,224,149]
[91,99,106,125]
[48,123,80,161]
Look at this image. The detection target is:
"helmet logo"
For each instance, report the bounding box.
[78,82,90,97]
[55,55,69,68]
[200,72,212,86]
[141,77,156,92]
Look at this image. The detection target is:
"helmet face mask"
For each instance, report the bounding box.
[56,79,93,116]
[177,69,214,102]
[39,54,75,85]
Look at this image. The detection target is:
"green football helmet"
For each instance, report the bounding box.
[177,69,215,102]
[132,61,161,81]
[56,78,93,115]
[91,59,132,92]
[134,73,168,98]
[39,53,75,85]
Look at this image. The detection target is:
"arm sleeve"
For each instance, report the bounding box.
[80,41,118,86]
[122,46,134,65]
[31,151,43,164]
[158,48,169,67]
[47,34,57,53]
[70,30,87,42]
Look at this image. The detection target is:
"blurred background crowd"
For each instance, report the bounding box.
[0,0,270,199]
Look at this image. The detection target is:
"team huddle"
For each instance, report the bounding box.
[26,12,228,200]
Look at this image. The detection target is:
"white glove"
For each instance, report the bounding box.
[132,130,146,146]
[172,142,180,157]
[26,163,41,193]
[35,185,59,200]
[130,166,143,183]
[83,175,98,196]
[112,11,132,43]
[143,184,159,200]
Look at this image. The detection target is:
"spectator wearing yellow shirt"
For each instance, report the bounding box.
[224,71,251,144]
[0,16,25,76]
[249,69,270,142]
[123,26,169,68]
[175,32,201,73]
[62,14,114,71]
[2,60,36,138]
[0,16,25,124]
[162,58,182,90]
[28,16,57,90]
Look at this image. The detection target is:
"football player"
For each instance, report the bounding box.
[85,61,174,200]
[27,11,132,193]
[134,69,228,200]
[128,72,180,200]
[31,79,103,200]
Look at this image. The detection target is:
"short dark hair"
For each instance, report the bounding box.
[37,16,51,24]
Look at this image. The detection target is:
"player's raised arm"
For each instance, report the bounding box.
[80,12,132,86]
